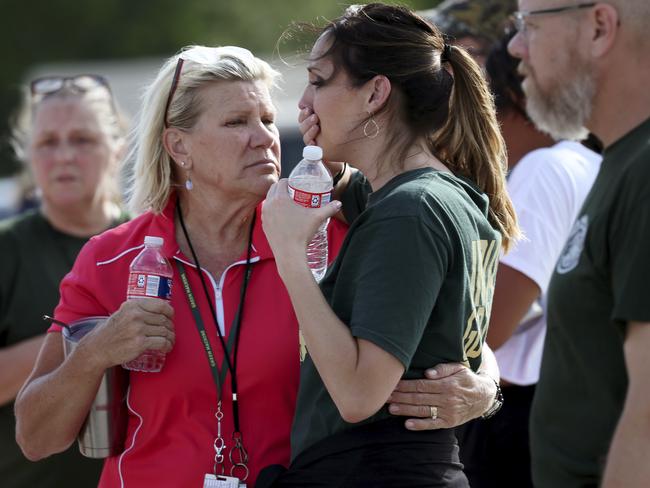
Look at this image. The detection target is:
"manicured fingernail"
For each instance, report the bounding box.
[388,404,399,414]
[405,421,415,430]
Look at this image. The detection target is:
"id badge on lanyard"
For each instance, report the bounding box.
[203,474,246,487]
[175,210,256,488]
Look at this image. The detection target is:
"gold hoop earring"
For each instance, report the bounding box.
[363,115,379,139]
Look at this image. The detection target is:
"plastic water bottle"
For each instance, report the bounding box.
[123,236,173,372]
[288,145,333,282]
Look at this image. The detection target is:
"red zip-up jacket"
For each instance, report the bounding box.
[51,195,347,487]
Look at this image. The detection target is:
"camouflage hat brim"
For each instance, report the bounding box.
[417,0,516,43]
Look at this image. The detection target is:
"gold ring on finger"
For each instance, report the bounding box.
[430,406,438,420]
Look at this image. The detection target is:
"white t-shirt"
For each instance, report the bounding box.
[495,140,602,385]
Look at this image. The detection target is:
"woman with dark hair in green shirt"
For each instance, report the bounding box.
[262,3,517,487]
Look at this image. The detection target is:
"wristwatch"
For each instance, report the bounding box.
[480,373,504,419]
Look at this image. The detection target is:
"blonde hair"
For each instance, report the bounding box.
[11,83,127,206]
[127,45,280,214]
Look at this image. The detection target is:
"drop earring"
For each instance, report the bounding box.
[180,161,193,190]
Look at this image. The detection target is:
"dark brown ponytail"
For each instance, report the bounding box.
[432,45,518,250]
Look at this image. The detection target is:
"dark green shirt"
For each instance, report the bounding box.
[0,209,128,488]
[292,168,501,459]
[531,117,650,488]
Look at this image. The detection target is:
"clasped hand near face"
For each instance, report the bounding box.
[262,179,341,274]
[78,298,175,370]
[299,107,320,147]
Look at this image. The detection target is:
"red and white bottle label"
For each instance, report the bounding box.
[127,272,172,300]
[288,185,332,208]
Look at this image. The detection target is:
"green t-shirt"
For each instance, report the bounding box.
[291,168,501,459]
[531,117,650,488]
[0,209,128,487]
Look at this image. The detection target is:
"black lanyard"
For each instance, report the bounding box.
[176,202,255,434]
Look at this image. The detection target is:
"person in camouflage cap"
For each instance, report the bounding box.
[418,0,515,66]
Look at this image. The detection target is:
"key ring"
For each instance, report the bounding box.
[229,432,249,480]
[230,463,249,481]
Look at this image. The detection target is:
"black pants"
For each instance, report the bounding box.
[257,418,468,488]
[455,384,536,488]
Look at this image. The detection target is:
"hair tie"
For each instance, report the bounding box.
[441,44,452,63]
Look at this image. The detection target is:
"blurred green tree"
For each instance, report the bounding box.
[0,0,436,176]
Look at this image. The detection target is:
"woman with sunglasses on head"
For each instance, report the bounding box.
[261,4,517,486]
[15,46,347,488]
[15,45,503,488]
[0,75,128,487]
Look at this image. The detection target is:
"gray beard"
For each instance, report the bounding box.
[525,70,595,141]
